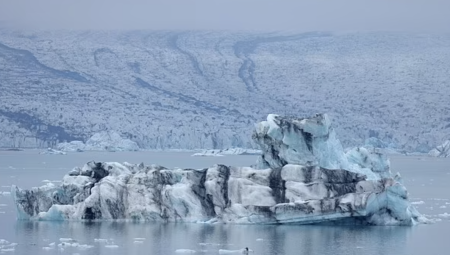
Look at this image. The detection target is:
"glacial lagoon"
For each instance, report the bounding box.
[0,150,449,255]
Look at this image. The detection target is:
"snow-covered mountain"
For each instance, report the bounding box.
[1,30,449,151]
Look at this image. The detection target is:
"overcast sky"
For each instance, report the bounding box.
[0,0,449,32]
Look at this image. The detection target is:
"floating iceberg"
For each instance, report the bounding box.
[56,141,85,152]
[192,148,261,157]
[12,114,424,225]
[429,140,450,157]
[40,148,66,155]
[56,131,139,152]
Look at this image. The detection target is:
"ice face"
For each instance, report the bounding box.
[12,161,423,225]
[345,147,391,180]
[253,114,351,170]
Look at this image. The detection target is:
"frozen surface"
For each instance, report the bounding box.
[12,114,423,225]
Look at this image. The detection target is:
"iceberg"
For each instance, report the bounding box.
[56,131,139,152]
[192,148,261,157]
[429,140,450,157]
[56,141,85,152]
[40,148,66,155]
[12,114,424,225]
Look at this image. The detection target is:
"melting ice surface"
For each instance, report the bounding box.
[1,150,450,255]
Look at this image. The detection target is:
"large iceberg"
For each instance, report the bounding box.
[12,114,424,225]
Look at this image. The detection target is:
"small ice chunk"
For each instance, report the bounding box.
[78,244,94,250]
[105,244,119,248]
[94,239,108,243]
[411,201,424,205]
[438,213,450,218]
[256,238,263,241]
[133,241,144,244]
[175,249,196,253]
[219,249,252,254]
[0,248,15,252]
[59,238,74,242]
[42,247,54,250]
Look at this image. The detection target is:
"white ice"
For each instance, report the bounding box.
[40,148,66,155]
[105,244,119,248]
[57,131,139,152]
[175,249,196,253]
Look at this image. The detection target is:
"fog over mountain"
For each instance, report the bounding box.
[1,0,449,32]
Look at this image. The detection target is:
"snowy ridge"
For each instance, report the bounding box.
[0,30,449,151]
[12,114,424,225]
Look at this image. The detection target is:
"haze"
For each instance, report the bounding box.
[0,0,449,31]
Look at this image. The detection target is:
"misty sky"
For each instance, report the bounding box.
[0,0,449,31]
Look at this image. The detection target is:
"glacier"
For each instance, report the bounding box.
[12,114,424,225]
[0,30,449,152]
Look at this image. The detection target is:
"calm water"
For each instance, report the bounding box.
[0,150,449,255]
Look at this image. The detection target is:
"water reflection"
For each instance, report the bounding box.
[12,221,412,255]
